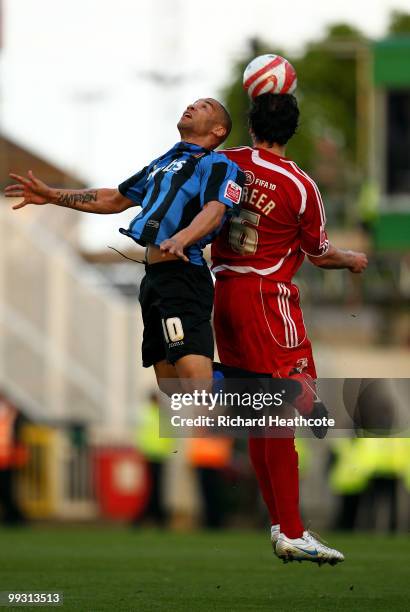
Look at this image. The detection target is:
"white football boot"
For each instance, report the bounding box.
[275,530,345,566]
[270,524,280,554]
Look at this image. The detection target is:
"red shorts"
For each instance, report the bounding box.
[214,275,317,378]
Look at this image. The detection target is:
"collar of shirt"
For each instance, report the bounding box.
[176,141,210,154]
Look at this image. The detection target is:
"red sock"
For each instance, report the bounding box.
[264,437,304,539]
[248,437,279,525]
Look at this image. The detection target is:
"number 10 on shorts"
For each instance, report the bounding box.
[162,317,184,342]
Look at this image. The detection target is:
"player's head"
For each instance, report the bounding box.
[178,98,232,149]
[248,93,299,147]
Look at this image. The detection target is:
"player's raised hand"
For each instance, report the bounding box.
[349,251,368,273]
[159,238,189,262]
[4,171,52,210]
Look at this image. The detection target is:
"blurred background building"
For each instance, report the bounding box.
[0,0,409,529]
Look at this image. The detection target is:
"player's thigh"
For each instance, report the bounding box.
[272,340,317,378]
[214,277,270,371]
[260,280,316,377]
[154,360,177,379]
[215,277,316,375]
[139,274,167,368]
[154,360,179,396]
[174,354,213,392]
[156,263,215,367]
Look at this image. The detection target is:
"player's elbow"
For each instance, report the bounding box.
[212,209,226,230]
[207,201,227,229]
[108,190,134,213]
[308,254,330,268]
[307,243,335,268]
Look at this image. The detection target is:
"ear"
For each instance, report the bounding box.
[212,124,227,139]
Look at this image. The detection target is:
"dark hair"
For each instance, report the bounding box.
[248,94,299,146]
[218,102,232,141]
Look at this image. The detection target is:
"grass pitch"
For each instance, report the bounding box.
[0,527,408,611]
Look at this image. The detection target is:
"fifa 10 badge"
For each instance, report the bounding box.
[224,180,242,205]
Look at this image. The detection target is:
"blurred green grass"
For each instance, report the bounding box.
[0,528,408,611]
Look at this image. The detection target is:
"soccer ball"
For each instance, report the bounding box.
[243,54,297,99]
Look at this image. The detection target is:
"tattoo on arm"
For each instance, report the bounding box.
[56,190,98,210]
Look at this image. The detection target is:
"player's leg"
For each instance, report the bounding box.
[263,389,343,563]
[214,277,305,546]
[267,282,329,437]
[214,276,283,542]
[174,354,213,393]
[161,262,214,394]
[174,354,212,379]
[257,281,312,539]
[146,261,215,395]
[154,361,177,379]
[139,273,173,395]
[264,435,304,538]
[262,280,344,563]
[154,356,213,396]
[153,360,180,396]
[248,437,280,547]
[214,276,273,372]
[214,276,344,564]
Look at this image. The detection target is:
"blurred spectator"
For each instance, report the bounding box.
[357,179,380,233]
[187,437,233,529]
[133,392,173,527]
[330,437,410,531]
[0,393,29,525]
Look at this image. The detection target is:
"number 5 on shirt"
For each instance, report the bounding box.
[229,209,261,255]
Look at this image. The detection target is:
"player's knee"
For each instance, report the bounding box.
[175,355,213,382]
[154,360,178,397]
[156,378,173,397]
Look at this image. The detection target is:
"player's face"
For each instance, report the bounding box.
[177,98,221,136]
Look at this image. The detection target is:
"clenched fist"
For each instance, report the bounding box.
[348,251,368,274]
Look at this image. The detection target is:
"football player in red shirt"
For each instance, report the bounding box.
[212,93,367,564]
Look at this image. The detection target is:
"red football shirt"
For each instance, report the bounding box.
[211,146,329,282]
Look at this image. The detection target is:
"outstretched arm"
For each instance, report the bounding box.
[308,243,368,273]
[5,171,134,214]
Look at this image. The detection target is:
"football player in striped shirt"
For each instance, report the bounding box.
[211,93,368,565]
[5,98,245,395]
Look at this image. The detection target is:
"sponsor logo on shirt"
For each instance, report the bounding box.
[244,170,255,186]
[296,357,309,371]
[146,219,160,229]
[148,160,187,181]
[147,165,161,181]
[255,178,277,191]
[163,160,187,174]
[224,180,242,205]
